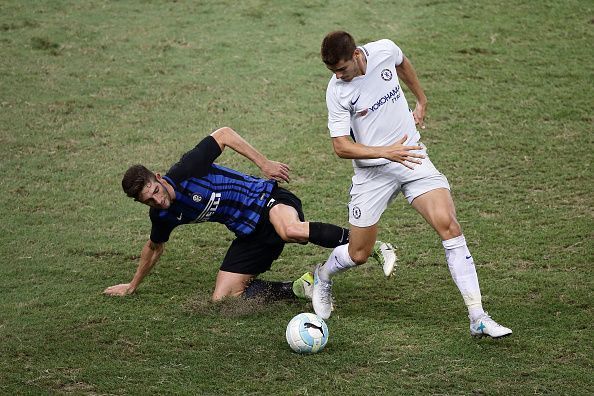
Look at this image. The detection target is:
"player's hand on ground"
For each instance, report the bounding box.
[382,135,425,169]
[413,101,426,129]
[261,160,291,183]
[103,283,134,296]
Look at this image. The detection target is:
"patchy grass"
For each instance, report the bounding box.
[0,0,592,394]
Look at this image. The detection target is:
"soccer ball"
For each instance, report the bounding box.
[285,312,329,354]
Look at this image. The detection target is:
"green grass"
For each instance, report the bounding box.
[1,0,592,394]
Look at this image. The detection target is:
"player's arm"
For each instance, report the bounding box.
[210,127,290,183]
[103,239,165,296]
[396,55,427,128]
[332,135,425,170]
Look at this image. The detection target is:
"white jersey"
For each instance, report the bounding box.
[326,39,420,167]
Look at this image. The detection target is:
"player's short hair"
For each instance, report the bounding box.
[122,164,156,200]
[321,31,357,66]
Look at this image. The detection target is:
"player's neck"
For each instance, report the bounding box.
[162,178,176,202]
[355,51,367,76]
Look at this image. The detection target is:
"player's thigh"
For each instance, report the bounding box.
[411,188,461,239]
[212,270,255,301]
[347,224,378,264]
[268,204,308,241]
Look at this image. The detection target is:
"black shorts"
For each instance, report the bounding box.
[219,187,305,275]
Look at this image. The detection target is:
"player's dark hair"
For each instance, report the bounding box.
[122,164,156,200]
[321,31,357,66]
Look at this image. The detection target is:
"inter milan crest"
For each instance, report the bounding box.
[192,194,202,203]
[381,69,393,81]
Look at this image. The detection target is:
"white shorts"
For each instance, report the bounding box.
[348,146,450,227]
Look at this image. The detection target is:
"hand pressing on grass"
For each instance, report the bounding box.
[103,283,135,296]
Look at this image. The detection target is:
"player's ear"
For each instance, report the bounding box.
[155,173,163,181]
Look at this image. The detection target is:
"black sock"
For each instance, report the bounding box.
[309,222,349,248]
[243,279,296,301]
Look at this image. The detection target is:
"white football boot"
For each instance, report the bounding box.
[470,312,513,338]
[371,241,397,277]
[312,264,334,320]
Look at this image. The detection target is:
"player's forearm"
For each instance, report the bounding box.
[129,240,164,292]
[332,138,386,160]
[211,127,268,169]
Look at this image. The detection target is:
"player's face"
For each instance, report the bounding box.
[137,176,171,209]
[327,53,362,82]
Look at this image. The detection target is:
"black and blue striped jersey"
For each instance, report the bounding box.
[149,136,276,243]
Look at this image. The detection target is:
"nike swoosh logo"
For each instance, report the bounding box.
[350,95,360,106]
[177,213,183,221]
[466,255,472,259]
[304,279,311,286]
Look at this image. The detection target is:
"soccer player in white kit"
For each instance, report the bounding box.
[312,31,512,338]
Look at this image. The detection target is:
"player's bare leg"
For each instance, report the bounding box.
[213,270,312,302]
[268,204,309,243]
[269,203,349,248]
[212,271,255,301]
[410,188,460,240]
[347,225,378,264]
[411,188,512,338]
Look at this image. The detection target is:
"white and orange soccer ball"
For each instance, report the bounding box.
[285,312,329,354]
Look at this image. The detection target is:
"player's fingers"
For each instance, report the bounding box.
[277,173,290,183]
[400,160,415,170]
[395,135,408,144]
[402,145,423,151]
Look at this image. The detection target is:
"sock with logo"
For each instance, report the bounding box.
[242,279,295,301]
[318,244,357,282]
[442,235,485,321]
[309,222,350,248]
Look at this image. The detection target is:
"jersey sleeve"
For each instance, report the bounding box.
[382,39,404,66]
[166,135,222,183]
[326,82,351,137]
[149,209,176,244]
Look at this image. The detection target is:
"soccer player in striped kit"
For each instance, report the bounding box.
[312,31,511,338]
[104,126,395,302]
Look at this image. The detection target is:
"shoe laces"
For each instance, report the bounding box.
[476,312,499,326]
[317,279,333,305]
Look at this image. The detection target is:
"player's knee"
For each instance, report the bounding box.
[211,286,244,302]
[349,248,371,265]
[439,218,462,240]
[211,291,225,302]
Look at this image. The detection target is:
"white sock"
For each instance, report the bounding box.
[442,235,485,321]
[318,244,357,282]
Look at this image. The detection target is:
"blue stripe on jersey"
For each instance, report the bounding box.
[152,164,275,240]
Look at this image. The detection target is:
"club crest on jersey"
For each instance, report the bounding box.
[192,194,202,203]
[381,69,393,81]
[352,206,361,219]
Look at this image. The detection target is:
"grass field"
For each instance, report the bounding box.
[1,0,592,394]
